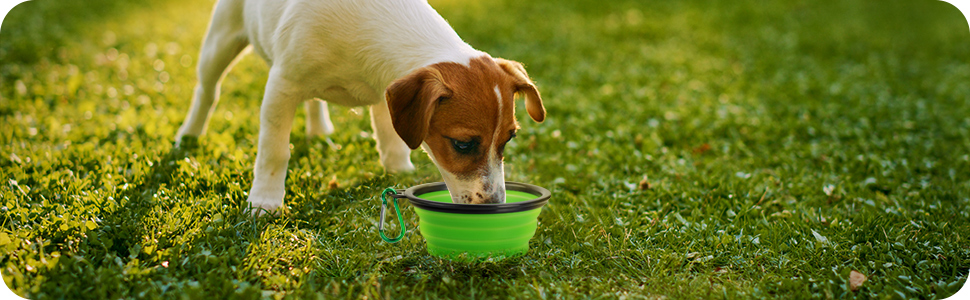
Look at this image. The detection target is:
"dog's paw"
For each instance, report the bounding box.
[383,160,416,173]
[306,121,335,138]
[246,196,283,216]
[175,135,201,150]
[378,147,415,173]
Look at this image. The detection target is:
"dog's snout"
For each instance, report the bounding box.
[441,162,507,204]
[453,189,505,204]
[471,189,505,204]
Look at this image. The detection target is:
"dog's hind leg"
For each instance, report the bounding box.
[305,99,335,138]
[176,0,250,144]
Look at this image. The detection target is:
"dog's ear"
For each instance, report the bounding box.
[496,58,545,123]
[385,67,453,149]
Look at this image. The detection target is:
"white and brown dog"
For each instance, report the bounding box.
[174,0,545,213]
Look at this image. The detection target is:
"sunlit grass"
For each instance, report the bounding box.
[2,0,969,298]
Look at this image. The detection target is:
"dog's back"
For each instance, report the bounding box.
[236,0,481,94]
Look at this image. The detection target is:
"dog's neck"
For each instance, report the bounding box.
[385,44,484,86]
[357,1,485,90]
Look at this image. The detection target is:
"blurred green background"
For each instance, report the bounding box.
[1,0,969,298]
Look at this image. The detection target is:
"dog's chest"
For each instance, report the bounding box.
[314,78,383,107]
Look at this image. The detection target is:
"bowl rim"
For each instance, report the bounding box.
[399,181,551,214]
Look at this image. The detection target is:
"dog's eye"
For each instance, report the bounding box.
[451,139,478,155]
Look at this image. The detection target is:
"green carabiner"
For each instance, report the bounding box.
[379,188,406,243]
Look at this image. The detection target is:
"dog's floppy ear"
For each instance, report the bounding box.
[496,58,545,123]
[385,67,453,149]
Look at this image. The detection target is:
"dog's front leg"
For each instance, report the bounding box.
[248,72,301,215]
[370,100,415,173]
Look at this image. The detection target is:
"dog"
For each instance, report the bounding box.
[174,0,546,213]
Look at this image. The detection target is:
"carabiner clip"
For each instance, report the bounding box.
[378,188,406,243]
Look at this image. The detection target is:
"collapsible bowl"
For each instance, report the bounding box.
[378,182,551,261]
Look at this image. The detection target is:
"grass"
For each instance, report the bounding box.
[1,0,969,298]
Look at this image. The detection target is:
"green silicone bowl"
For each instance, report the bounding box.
[379,182,551,261]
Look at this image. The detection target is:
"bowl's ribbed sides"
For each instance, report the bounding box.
[415,208,541,260]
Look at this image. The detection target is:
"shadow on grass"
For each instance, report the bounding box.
[14,136,259,297]
[26,134,398,296]
[94,137,209,258]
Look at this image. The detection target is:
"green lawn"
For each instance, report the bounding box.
[2,0,969,298]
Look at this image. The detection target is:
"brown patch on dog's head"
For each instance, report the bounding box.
[385,55,545,203]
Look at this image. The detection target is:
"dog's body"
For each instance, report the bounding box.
[175,0,544,213]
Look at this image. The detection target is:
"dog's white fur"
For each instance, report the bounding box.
[175,0,541,213]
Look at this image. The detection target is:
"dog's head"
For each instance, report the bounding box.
[385,55,544,204]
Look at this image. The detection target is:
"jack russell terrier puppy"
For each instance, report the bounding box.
[174,0,546,214]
